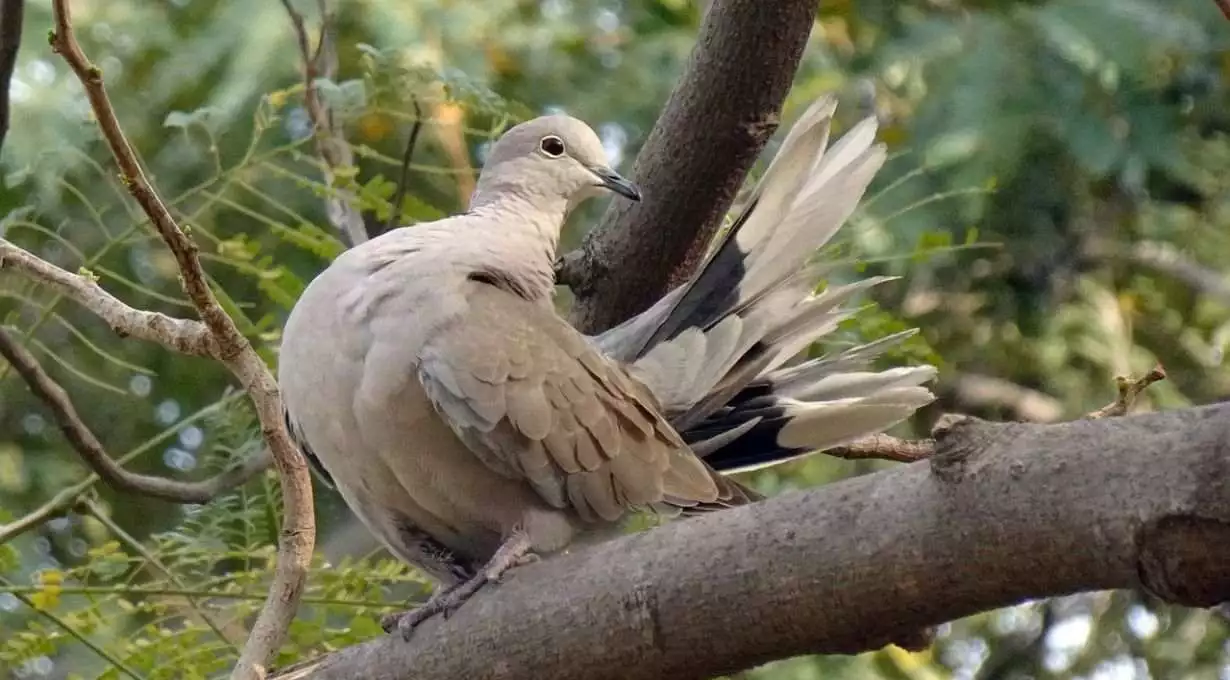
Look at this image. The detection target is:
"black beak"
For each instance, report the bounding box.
[590,166,642,202]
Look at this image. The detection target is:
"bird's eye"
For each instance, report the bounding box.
[539,135,566,158]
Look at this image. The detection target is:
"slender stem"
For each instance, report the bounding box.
[2,578,147,680]
[386,97,425,233]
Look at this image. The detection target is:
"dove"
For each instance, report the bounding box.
[277,96,936,639]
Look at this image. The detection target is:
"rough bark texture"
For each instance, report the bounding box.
[564,0,820,334]
[274,403,1230,680]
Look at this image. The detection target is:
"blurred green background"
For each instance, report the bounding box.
[1,0,1229,678]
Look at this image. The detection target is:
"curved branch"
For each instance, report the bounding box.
[0,327,270,504]
[47,3,315,677]
[564,0,822,333]
[274,403,1230,680]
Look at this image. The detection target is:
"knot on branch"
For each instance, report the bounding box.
[554,247,596,293]
[928,414,987,482]
[739,112,779,145]
[1136,515,1230,607]
[622,585,665,653]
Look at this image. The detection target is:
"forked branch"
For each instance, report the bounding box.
[45,2,316,678]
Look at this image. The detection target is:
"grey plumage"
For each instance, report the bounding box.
[277,96,935,638]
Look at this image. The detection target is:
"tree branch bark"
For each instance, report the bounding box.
[562,0,822,334]
[0,241,217,356]
[0,0,23,152]
[273,402,1230,680]
[46,3,315,677]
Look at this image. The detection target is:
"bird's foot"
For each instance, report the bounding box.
[380,531,534,641]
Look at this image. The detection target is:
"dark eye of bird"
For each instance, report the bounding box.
[540,135,565,157]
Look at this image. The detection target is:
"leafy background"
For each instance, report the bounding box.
[2,0,1229,678]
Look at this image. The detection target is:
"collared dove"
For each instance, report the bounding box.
[278,95,936,639]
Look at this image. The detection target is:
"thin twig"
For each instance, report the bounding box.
[0,0,23,151]
[385,97,424,233]
[825,433,935,462]
[0,584,404,609]
[0,487,74,544]
[47,3,315,678]
[0,392,246,545]
[0,326,270,503]
[1084,364,1167,420]
[279,0,367,247]
[0,241,217,356]
[3,581,147,680]
[49,6,237,354]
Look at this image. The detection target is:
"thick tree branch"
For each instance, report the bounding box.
[279,0,367,247]
[0,0,22,152]
[47,3,314,677]
[563,0,822,333]
[0,326,270,503]
[274,402,1230,680]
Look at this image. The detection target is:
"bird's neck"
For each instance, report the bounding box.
[464,191,569,302]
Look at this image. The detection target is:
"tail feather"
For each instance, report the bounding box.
[591,94,936,477]
[691,386,936,475]
[592,95,845,361]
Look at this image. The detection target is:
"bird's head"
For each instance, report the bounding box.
[472,114,641,211]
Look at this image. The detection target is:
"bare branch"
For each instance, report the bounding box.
[385,97,424,234]
[825,433,935,462]
[566,0,822,333]
[1085,364,1167,420]
[279,0,367,247]
[0,0,23,151]
[831,366,1168,466]
[48,3,315,677]
[49,6,240,357]
[0,240,217,356]
[0,326,270,503]
[274,403,1230,680]
[0,486,76,544]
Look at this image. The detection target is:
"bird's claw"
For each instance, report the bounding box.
[379,581,463,640]
[379,571,493,640]
[378,533,535,641]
